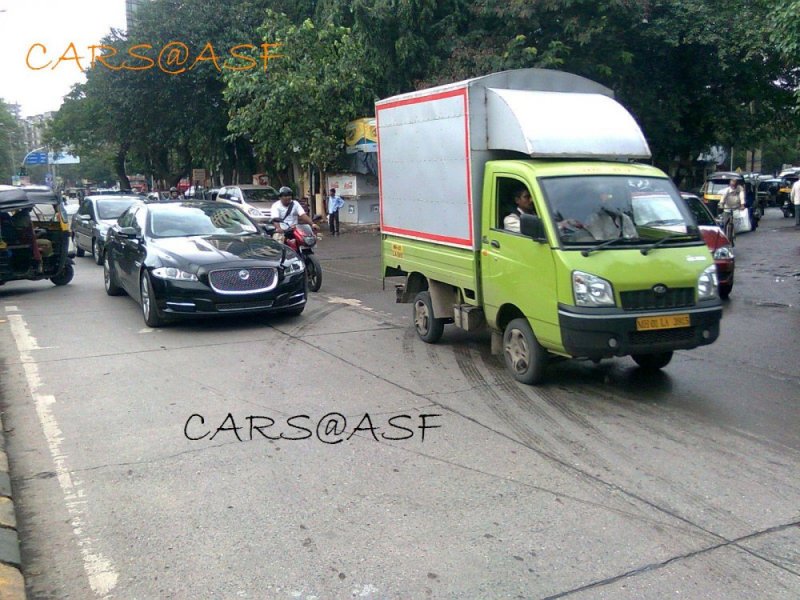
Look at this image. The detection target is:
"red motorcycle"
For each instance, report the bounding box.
[280,222,322,292]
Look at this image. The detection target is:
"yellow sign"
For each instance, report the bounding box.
[636,314,690,331]
[391,243,404,258]
[346,118,377,154]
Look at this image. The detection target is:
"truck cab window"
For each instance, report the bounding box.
[496,178,535,233]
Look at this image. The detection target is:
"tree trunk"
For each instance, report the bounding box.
[114,144,131,190]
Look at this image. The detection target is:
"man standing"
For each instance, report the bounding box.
[327,187,344,236]
[791,177,800,227]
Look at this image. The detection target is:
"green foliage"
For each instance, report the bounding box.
[44,0,800,186]
[225,13,376,173]
[0,102,22,184]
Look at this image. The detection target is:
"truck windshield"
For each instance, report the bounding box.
[539,176,698,246]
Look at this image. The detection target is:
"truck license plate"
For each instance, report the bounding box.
[635,314,690,331]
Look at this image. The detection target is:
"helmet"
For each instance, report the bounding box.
[278,186,292,197]
[170,186,178,193]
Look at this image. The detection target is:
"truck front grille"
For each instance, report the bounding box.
[620,288,694,311]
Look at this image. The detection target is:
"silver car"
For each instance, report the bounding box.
[72,195,141,264]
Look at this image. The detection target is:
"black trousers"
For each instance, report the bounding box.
[328,210,340,234]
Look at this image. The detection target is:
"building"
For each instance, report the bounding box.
[126,0,149,29]
[20,112,54,155]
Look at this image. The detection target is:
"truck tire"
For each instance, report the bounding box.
[632,351,673,371]
[503,318,546,385]
[413,291,445,343]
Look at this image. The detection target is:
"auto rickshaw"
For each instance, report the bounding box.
[0,185,75,287]
[701,171,744,217]
[777,168,799,218]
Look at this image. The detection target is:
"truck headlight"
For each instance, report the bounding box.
[573,271,615,307]
[713,246,734,260]
[151,267,198,281]
[697,264,718,299]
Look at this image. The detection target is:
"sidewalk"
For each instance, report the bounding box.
[0,323,26,599]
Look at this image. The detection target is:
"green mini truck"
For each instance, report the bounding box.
[378,69,723,384]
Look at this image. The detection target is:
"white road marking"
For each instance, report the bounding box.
[4,305,19,312]
[8,313,118,597]
[326,296,373,310]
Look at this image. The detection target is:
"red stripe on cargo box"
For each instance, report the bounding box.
[377,87,473,248]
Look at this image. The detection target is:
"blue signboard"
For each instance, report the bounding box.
[24,152,48,165]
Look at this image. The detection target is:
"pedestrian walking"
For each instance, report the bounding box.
[327,187,344,235]
[791,177,800,227]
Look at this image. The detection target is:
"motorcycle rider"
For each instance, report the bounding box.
[270,186,319,233]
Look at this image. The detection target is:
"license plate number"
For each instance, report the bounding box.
[636,314,690,331]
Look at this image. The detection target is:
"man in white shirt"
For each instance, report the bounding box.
[270,186,318,232]
[791,177,800,226]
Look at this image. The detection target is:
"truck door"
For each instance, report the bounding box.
[480,174,560,347]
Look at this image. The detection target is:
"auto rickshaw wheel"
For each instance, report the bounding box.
[50,263,74,286]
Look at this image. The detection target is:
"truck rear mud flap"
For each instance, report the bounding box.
[557,304,722,360]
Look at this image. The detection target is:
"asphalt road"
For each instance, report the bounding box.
[0,209,798,599]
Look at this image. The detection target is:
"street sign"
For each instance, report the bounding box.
[48,152,80,165]
[24,152,48,165]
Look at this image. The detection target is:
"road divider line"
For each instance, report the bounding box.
[8,314,118,598]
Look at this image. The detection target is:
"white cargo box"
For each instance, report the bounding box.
[376,68,651,249]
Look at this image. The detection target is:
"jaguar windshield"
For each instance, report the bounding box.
[540,176,699,247]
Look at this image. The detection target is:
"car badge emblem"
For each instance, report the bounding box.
[652,284,667,296]
[238,270,250,281]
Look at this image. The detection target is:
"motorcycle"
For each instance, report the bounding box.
[283,221,322,292]
[265,215,323,292]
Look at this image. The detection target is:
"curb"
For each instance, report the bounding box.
[0,414,26,600]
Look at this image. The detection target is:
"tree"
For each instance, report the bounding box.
[225,13,377,185]
[0,102,22,184]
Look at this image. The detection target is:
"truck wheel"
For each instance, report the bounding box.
[632,351,673,371]
[413,291,445,343]
[503,318,546,385]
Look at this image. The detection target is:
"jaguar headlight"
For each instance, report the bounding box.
[573,271,615,307]
[284,258,305,274]
[151,267,198,281]
[697,264,718,299]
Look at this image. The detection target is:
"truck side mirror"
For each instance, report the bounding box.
[520,213,547,242]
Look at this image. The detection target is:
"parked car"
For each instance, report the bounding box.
[103,200,307,327]
[216,185,279,224]
[681,193,734,299]
[72,195,141,265]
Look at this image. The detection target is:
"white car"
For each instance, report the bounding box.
[216,185,279,224]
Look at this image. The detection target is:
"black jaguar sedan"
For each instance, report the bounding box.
[103,201,307,327]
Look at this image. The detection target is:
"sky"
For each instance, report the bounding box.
[0,0,127,118]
